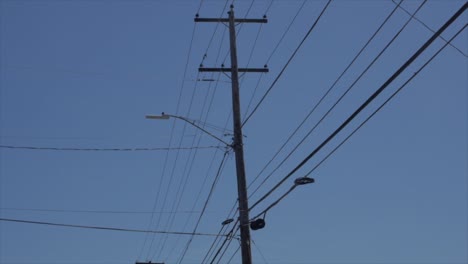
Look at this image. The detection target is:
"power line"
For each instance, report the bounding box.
[252,22,468,221]
[0,207,204,215]
[248,2,467,212]
[199,0,231,66]
[200,203,239,263]
[305,22,468,181]
[159,23,234,262]
[246,0,405,196]
[176,152,229,264]
[138,5,202,258]
[391,0,467,57]
[226,243,241,264]
[243,0,305,118]
[148,6,236,258]
[0,217,228,237]
[249,0,423,201]
[0,145,221,152]
[252,239,269,264]
[265,0,307,64]
[242,0,333,127]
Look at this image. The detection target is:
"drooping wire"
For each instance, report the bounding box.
[265,0,274,14]
[200,202,239,263]
[391,0,467,57]
[252,239,269,264]
[0,145,222,152]
[143,73,202,261]
[152,19,232,262]
[265,0,307,64]
[0,207,203,215]
[304,22,468,184]
[243,0,305,118]
[213,226,240,264]
[147,73,205,260]
[248,2,467,212]
[226,243,241,264]
[242,0,333,127]
[252,184,296,220]
[251,22,468,221]
[204,221,239,264]
[247,0,407,198]
[0,218,228,237]
[176,151,230,264]
[207,0,328,258]
[197,0,205,14]
[200,0,230,66]
[137,19,200,261]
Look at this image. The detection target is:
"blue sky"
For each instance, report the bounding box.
[0,0,467,264]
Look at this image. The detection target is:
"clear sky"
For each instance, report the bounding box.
[0,0,467,264]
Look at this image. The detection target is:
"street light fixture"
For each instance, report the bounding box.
[146,112,230,146]
[294,177,315,186]
[145,114,170,120]
[221,218,234,226]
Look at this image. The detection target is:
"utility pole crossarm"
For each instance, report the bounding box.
[199,67,269,73]
[194,18,267,23]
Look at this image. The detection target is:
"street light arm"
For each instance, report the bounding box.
[146,113,231,146]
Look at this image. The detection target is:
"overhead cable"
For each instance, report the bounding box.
[392,0,467,57]
[246,0,405,194]
[0,207,202,215]
[0,145,221,152]
[242,0,333,127]
[0,217,228,237]
[252,22,468,220]
[305,23,468,179]
[176,152,230,264]
[249,2,467,212]
[265,0,307,64]
[243,0,306,118]
[138,9,201,260]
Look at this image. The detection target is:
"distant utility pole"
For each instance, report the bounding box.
[195,5,268,264]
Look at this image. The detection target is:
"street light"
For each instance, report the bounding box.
[145,112,230,146]
[249,177,315,231]
[294,177,315,185]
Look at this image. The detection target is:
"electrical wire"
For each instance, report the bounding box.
[0,208,203,215]
[242,0,333,127]
[248,2,467,212]
[197,0,205,14]
[145,75,202,261]
[247,0,421,200]
[199,0,230,66]
[176,152,230,264]
[252,239,270,264]
[138,8,201,259]
[201,225,231,263]
[305,23,468,181]
[265,0,307,64]
[0,218,228,237]
[265,0,274,15]
[226,243,241,264]
[243,0,306,118]
[392,0,468,57]
[0,145,221,152]
[200,202,239,263]
[215,229,239,264]
[150,14,233,261]
[206,221,239,264]
[252,184,296,220]
[251,22,468,221]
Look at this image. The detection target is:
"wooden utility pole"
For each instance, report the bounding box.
[196,5,268,264]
